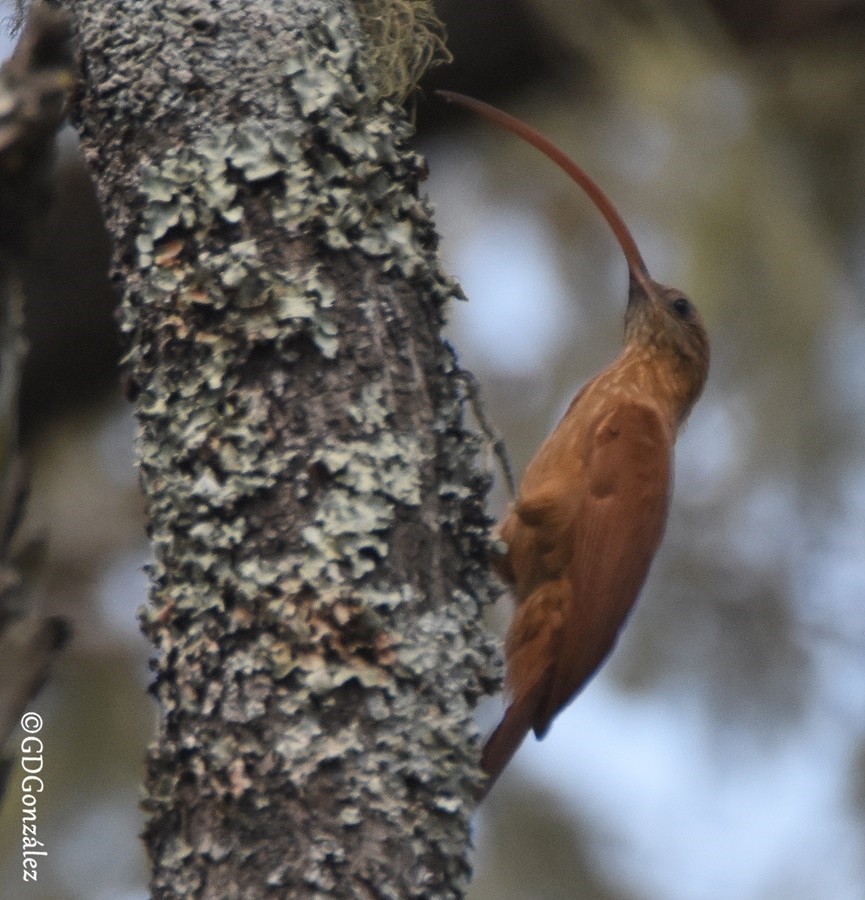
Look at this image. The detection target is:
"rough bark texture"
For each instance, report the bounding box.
[64,0,500,897]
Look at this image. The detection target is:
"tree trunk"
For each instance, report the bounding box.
[64,0,499,896]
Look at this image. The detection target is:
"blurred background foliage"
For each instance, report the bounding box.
[0,0,864,897]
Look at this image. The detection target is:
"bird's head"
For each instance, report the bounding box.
[624,275,710,418]
[436,90,710,420]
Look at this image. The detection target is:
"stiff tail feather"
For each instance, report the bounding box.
[479,675,550,797]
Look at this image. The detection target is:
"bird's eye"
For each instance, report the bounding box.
[672,297,691,318]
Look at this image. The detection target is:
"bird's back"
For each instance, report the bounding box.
[493,379,673,739]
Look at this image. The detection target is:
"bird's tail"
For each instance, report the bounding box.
[479,677,549,798]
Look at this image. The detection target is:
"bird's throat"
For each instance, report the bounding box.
[600,347,697,431]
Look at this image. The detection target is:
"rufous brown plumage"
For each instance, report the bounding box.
[437,91,710,795]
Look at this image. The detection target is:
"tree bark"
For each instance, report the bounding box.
[64,0,500,896]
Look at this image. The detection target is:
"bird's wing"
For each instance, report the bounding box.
[532,400,672,736]
[494,377,597,590]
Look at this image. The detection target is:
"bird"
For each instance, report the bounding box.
[436,91,710,793]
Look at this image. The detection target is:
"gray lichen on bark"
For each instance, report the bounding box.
[65,0,500,896]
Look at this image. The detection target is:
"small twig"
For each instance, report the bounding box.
[457,368,516,499]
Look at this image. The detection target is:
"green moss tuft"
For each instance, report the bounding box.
[354,0,451,102]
